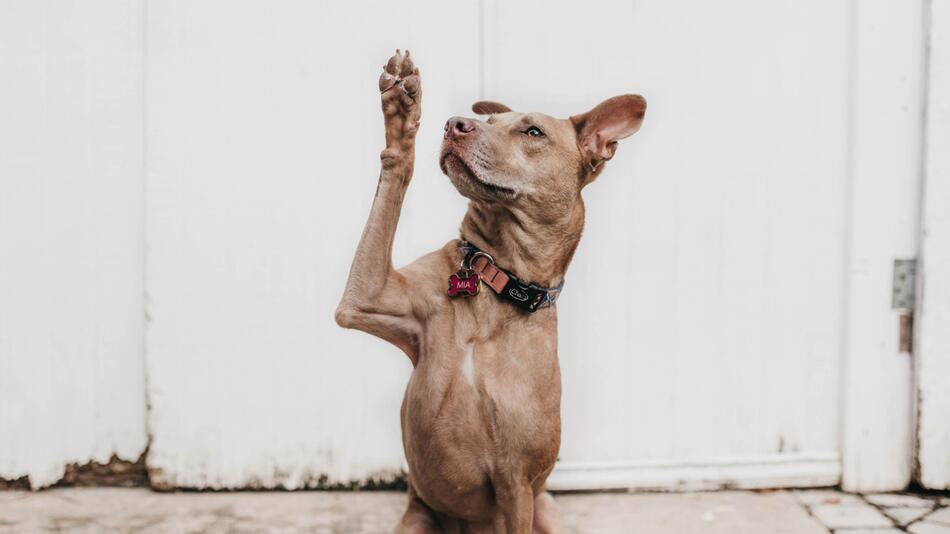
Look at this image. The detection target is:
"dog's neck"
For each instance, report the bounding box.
[460,199,585,288]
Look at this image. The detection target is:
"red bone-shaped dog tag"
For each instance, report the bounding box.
[447,268,479,297]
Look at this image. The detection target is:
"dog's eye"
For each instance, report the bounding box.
[524,126,544,137]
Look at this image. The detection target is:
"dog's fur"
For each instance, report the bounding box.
[336,51,645,533]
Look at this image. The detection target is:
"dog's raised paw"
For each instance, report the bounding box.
[379,49,421,129]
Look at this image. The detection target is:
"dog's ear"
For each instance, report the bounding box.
[472,101,512,115]
[571,95,646,171]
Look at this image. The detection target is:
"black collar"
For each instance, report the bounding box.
[459,240,564,313]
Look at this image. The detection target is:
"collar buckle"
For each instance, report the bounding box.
[502,278,549,312]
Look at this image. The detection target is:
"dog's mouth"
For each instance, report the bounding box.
[440,152,516,199]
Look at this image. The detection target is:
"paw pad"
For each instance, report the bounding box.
[379,49,420,106]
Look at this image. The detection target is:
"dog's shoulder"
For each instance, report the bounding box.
[396,240,462,309]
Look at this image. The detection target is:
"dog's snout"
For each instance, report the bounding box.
[444,117,476,139]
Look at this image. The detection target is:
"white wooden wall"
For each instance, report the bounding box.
[145,0,858,490]
[0,0,148,488]
[0,0,941,492]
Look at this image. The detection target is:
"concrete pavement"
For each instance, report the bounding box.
[0,487,947,533]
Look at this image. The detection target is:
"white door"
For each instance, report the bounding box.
[144,0,924,491]
[484,0,848,489]
[478,0,925,493]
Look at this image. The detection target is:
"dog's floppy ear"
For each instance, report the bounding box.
[571,95,646,171]
[472,101,512,115]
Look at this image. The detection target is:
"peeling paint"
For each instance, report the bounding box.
[0,476,29,490]
[3,458,407,492]
[147,468,407,492]
[0,454,147,490]
[59,454,149,488]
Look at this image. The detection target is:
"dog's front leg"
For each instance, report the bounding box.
[336,50,423,363]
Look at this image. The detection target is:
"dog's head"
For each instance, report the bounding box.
[439,95,646,217]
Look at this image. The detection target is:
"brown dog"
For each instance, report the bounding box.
[336,50,645,533]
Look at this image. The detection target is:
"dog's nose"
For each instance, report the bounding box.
[444,117,476,138]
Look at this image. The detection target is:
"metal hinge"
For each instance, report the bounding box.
[892,259,917,309]
[892,258,916,354]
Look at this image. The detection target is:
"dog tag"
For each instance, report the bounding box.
[447,268,479,297]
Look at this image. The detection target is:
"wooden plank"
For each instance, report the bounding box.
[145,0,480,488]
[484,0,851,488]
[0,1,147,487]
[840,0,926,492]
[916,0,950,490]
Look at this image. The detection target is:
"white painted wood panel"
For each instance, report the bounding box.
[145,0,479,488]
[916,0,950,491]
[840,0,925,492]
[483,0,853,489]
[0,0,147,488]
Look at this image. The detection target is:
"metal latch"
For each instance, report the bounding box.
[892,259,916,354]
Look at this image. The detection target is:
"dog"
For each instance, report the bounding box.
[336,50,646,533]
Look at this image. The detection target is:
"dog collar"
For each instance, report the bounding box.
[451,240,563,313]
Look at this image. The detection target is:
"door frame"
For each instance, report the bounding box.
[915,0,950,491]
[840,0,928,492]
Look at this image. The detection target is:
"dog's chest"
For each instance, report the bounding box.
[403,307,561,461]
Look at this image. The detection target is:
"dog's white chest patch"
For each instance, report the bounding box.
[462,345,475,386]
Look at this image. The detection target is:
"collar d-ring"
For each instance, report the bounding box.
[466,250,494,269]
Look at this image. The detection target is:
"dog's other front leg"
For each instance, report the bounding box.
[336,50,423,363]
[493,483,535,534]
